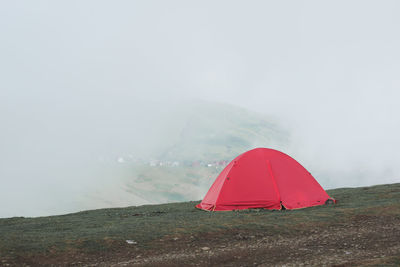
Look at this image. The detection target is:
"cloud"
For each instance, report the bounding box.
[1,1,399,217]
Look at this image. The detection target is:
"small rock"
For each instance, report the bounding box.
[345,251,351,255]
[201,247,210,251]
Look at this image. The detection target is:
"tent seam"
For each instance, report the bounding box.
[213,163,235,210]
[266,160,282,207]
[213,154,245,210]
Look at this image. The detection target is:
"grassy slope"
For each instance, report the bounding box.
[0,183,399,266]
[124,164,222,203]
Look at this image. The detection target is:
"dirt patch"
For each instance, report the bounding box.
[109,215,400,267]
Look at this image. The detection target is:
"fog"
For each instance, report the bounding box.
[1,1,399,218]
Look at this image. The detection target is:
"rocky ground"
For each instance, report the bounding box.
[110,215,400,266]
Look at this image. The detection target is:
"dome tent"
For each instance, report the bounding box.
[196,148,335,211]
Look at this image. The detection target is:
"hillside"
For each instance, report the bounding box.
[84,102,290,210]
[158,101,288,162]
[1,183,399,266]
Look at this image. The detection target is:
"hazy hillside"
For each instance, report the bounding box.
[159,101,288,161]
[1,183,399,266]
[86,102,289,210]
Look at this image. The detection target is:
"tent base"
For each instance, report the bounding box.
[195,198,336,211]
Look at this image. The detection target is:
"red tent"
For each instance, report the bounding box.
[196,148,335,211]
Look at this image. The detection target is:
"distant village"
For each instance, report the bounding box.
[146,159,230,168]
[99,154,230,168]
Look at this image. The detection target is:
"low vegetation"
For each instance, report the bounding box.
[1,183,399,266]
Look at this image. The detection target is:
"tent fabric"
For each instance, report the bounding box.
[196,148,335,211]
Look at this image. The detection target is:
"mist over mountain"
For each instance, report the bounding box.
[159,101,288,161]
[0,101,288,218]
[76,102,290,217]
[1,1,400,219]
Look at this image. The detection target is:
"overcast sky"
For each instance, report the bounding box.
[1,1,399,217]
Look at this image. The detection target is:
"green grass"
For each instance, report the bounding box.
[0,183,399,260]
